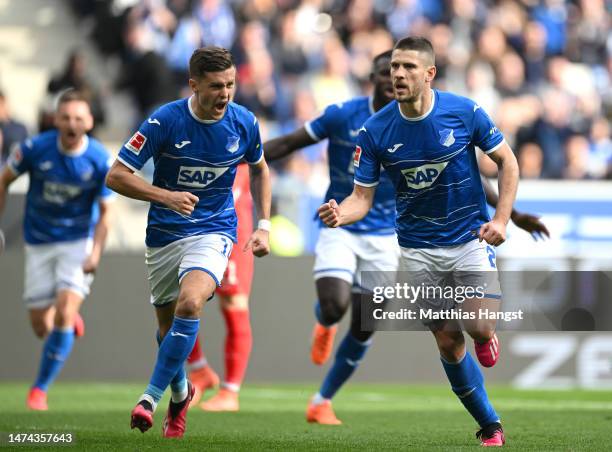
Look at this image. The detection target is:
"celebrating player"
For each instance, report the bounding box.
[0,89,114,411]
[266,51,548,426]
[319,37,518,446]
[187,162,255,412]
[106,47,271,438]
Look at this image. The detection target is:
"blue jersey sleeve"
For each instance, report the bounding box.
[6,138,34,175]
[244,116,264,164]
[118,114,167,171]
[304,103,342,142]
[353,129,380,187]
[472,105,504,154]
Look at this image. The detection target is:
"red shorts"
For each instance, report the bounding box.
[216,165,254,297]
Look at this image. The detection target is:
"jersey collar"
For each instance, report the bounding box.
[57,134,88,157]
[397,89,436,122]
[188,95,223,124]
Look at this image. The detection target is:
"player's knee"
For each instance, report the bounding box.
[436,334,465,363]
[31,321,48,339]
[318,296,348,325]
[54,305,76,328]
[175,293,204,318]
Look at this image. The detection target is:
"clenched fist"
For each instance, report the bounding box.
[165,191,199,215]
[318,199,341,228]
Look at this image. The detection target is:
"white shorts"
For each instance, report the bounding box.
[146,234,232,307]
[24,238,93,309]
[399,239,502,311]
[313,227,399,292]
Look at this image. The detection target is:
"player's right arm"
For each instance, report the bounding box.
[105,161,198,216]
[106,113,199,215]
[263,127,317,162]
[318,184,375,227]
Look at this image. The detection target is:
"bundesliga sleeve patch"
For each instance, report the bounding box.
[125,131,147,155]
[353,145,362,167]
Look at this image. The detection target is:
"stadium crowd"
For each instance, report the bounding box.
[1,0,610,251]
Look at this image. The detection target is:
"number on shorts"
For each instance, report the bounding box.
[486,245,496,268]
[221,238,230,257]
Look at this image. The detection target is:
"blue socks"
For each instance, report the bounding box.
[442,351,499,428]
[155,330,188,402]
[319,332,370,399]
[34,328,75,391]
[145,317,199,404]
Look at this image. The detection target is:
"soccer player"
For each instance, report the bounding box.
[265,51,549,426]
[0,89,114,411]
[319,37,519,446]
[187,162,255,412]
[106,46,271,438]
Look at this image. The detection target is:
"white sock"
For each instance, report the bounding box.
[171,383,189,403]
[311,392,328,406]
[138,394,157,412]
[221,382,240,393]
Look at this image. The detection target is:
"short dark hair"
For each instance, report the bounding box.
[189,47,234,79]
[57,88,91,108]
[393,37,435,65]
[373,50,392,66]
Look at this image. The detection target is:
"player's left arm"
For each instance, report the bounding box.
[83,199,113,274]
[318,184,375,227]
[479,143,519,246]
[480,175,550,240]
[245,157,271,258]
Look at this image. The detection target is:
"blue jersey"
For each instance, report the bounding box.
[305,96,396,235]
[7,130,114,245]
[354,90,505,248]
[118,98,263,247]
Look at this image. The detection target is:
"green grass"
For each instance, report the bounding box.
[1,383,611,450]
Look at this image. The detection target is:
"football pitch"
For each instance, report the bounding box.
[1,383,611,450]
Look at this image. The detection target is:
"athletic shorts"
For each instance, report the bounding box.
[399,239,502,313]
[23,238,93,309]
[146,234,232,307]
[313,227,399,292]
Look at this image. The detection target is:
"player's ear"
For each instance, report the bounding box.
[188,78,198,93]
[426,65,437,83]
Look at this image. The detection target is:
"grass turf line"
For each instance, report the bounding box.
[0,383,611,451]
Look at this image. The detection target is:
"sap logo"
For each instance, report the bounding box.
[438,129,455,147]
[387,143,403,153]
[177,166,229,188]
[401,162,448,189]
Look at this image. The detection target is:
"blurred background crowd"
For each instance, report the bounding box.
[0,0,610,253]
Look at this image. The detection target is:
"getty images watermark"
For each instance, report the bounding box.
[370,282,524,322]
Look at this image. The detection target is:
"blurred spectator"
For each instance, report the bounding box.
[518,143,544,179]
[564,135,591,179]
[47,49,107,132]
[117,22,179,121]
[0,91,28,163]
[166,0,236,81]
